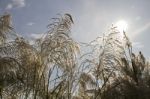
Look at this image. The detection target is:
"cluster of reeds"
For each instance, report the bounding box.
[0,13,150,99]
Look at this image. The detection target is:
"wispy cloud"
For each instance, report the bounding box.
[31,33,43,39]
[132,42,144,49]
[12,0,25,7]
[27,22,35,26]
[132,22,150,39]
[6,4,13,10]
[29,33,43,45]
[6,0,26,10]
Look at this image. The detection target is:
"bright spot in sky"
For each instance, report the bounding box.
[116,20,128,33]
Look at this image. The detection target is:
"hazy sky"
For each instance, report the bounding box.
[0,0,150,57]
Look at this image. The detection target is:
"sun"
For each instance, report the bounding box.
[115,20,128,32]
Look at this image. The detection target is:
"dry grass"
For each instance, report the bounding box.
[0,13,150,99]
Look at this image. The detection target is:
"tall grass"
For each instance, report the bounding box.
[0,13,150,99]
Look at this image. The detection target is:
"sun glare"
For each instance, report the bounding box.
[116,20,128,32]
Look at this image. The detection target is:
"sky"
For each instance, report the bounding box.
[0,0,150,57]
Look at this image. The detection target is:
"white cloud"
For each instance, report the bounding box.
[6,4,13,10]
[132,42,144,48]
[31,33,43,39]
[12,0,25,8]
[27,22,35,26]
[5,0,25,10]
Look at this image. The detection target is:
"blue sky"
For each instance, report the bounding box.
[0,0,150,57]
